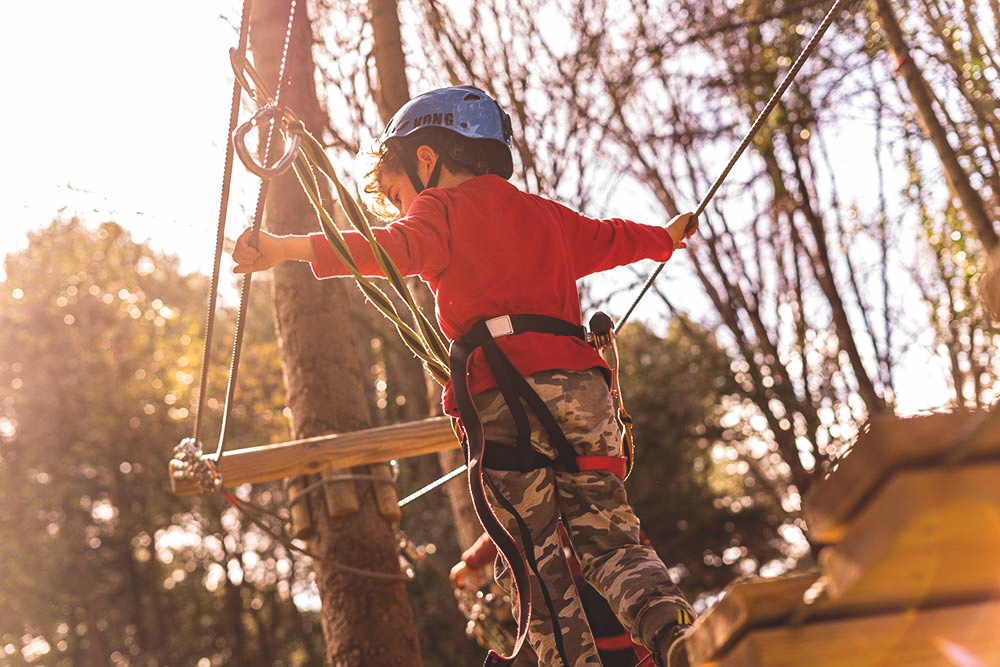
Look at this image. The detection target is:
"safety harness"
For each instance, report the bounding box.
[448,312,629,666]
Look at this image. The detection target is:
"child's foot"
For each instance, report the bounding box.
[652,623,692,667]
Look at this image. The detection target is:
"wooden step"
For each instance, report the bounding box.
[709,598,1000,667]
[804,410,1000,543]
[819,464,1000,608]
[686,574,827,666]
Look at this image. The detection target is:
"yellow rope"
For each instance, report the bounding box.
[230,51,451,386]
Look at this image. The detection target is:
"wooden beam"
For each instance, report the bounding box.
[820,464,1000,608]
[171,416,459,496]
[686,574,824,667]
[715,599,1000,667]
[690,464,1000,666]
[803,409,1000,543]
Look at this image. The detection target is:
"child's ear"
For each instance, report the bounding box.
[415,144,438,166]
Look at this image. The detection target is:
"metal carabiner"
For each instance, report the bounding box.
[230,47,263,102]
[232,105,302,179]
[588,311,636,479]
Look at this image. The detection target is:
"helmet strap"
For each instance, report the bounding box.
[402,155,426,195]
[402,150,445,195]
[426,156,445,189]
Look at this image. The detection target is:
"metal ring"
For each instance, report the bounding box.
[232,105,302,179]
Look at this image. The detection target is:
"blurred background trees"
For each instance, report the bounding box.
[2,0,997,664]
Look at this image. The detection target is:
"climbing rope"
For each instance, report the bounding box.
[616,0,855,333]
[173,0,256,497]
[226,49,451,383]
[173,0,300,498]
[215,0,300,467]
[172,0,456,581]
[192,0,252,447]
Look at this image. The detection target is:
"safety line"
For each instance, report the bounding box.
[398,463,468,507]
[192,0,253,444]
[616,0,855,332]
[214,0,299,465]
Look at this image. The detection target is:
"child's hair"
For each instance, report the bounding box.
[357,127,502,221]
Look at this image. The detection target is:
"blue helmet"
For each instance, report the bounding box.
[381,86,514,188]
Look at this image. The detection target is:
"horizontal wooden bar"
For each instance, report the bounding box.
[804,409,1000,543]
[687,573,824,667]
[689,463,1000,666]
[820,463,1000,608]
[171,416,459,496]
[716,598,1000,667]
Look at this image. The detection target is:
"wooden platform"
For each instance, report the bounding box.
[803,409,1000,543]
[687,409,1000,667]
[820,464,1000,608]
[716,599,1000,667]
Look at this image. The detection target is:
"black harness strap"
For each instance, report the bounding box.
[450,338,530,667]
[449,313,590,666]
[480,340,582,473]
[484,474,573,667]
[464,315,586,473]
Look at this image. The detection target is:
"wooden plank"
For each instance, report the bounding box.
[714,599,1000,667]
[688,465,1000,665]
[804,409,1000,543]
[687,574,824,666]
[820,464,1000,609]
[171,416,459,496]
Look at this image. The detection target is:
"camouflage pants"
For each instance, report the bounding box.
[475,368,694,667]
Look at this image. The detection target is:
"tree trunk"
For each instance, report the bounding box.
[873,0,999,250]
[367,0,483,551]
[250,1,422,664]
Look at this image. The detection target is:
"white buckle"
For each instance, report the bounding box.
[485,315,514,338]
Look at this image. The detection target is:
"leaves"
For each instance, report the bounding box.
[0,219,319,666]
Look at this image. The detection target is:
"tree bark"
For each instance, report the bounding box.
[250,1,422,664]
[367,0,483,551]
[873,0,999,250]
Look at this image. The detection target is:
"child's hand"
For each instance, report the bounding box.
[667,212,699,249]
[449,560,485,590]
[232,228,286,274]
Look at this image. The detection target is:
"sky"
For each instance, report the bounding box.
[0,1,251,278]
[0,1,978,413]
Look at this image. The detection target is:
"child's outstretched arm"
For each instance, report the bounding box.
[232,227,317,274]
[666,212,699,249]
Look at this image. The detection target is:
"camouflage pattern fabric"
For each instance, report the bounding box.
[474,369,695,666]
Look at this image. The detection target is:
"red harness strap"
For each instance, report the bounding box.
[576,455,627,480]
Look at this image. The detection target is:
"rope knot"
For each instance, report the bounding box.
[170,438,223,494]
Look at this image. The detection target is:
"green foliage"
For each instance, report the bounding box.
[619,322,800,600]
[0,219,320,667]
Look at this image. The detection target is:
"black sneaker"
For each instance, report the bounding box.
[652,622,692,667]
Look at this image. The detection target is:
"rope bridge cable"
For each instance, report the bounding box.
[398,463,469,508]
[174,0,454,582]
[213,0,299,466]
[615,0,856,333]
[224,492,411,581]
[191,0,253,446]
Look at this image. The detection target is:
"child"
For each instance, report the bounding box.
[452,526,654,666]
[232,85,698,667]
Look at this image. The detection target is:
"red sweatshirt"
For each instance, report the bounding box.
[309,175,673,415]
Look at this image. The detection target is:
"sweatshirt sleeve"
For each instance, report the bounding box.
[310,192,451,280]
[565,208,674,279]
